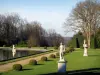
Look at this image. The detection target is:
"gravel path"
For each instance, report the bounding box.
[0,52,57,72]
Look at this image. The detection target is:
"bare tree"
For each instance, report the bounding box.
[47,29,64,47]
[64,0,100,48]
[0,13,64,47]
[0,13,21,46]
[25,21,47,47]
[27,35,34,48]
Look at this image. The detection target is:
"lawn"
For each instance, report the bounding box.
[1,48,100,75]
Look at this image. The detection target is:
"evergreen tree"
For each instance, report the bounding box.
[76,38,80,48]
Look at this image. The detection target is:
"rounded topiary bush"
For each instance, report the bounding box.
[56,52,59,56]
[49,54,56,58]
[13,64,22,71]
[29,59,37,65]
[41,56,47,61]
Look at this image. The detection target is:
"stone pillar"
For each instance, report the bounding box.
[58,61,67,73]
[83,40,88,56]
[83,47,88,56]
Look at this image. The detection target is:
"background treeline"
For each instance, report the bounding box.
[0,13,64,47]
[67,29,100,49]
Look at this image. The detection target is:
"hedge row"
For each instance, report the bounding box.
[64,46,75,54]
[67,31,100,49]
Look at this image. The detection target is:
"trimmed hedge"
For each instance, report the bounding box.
[67,32,84,48]
[54,46,58,50]
[41,56,47,61]
[13,64,22,71]
[29,59,37,65]
[66,46,75,53]
[91,37,98,49]
[49,54,56,58]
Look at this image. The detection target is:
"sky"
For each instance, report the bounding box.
[0,0,84,37]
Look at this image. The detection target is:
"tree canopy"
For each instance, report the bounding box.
[64,0,100,48]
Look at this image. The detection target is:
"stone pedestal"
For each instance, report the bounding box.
[83,49,88,56]
[58,60,67,73]
[83,40,88,57]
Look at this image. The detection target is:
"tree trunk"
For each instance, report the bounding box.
[88,37,90,48]
[86,29,90,48]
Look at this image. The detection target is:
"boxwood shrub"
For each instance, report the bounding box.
[13,64,22,71]
[49,54,56,58]
[29,59,37,65]
[41,56,47,61]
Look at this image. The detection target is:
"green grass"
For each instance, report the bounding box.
[1,48,100,75]
[67,49,100,70]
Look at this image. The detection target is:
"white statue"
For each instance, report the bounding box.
[58,43,66,73]
[12,45,16,57]
[59,43,64,61]
[83,40,88,56]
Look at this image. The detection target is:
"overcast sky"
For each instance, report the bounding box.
[0,0,84,37]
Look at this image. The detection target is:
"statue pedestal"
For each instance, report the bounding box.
[58,60,67,73]
[83,54,88,56]
[83,52,88,56]
[83,40,88,57]
[83,48,88,56]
